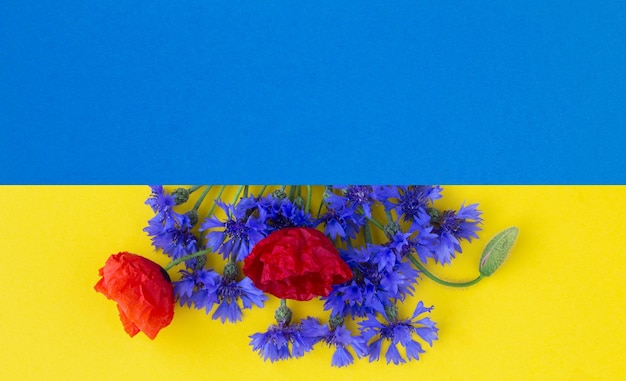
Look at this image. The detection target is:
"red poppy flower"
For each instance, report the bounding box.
[94,252,174,339]
[242,227,353,301]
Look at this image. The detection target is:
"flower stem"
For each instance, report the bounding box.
[258,185,268,196]
[164,249,213,271]
[243,185,249,198]
[408,254,483,288]
[188,185,204,193]
[385,210,394,223]
[306,185,312,213]
[316,186,331,218]
[288,185,297,201]
[368,217,385,231]
[207,185,227,217]
[232,185,244,204]
[192,185,213,211]
[364,221,373,244]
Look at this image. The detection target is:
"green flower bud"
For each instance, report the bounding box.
[186,210,198,227]
[384,304,399,323]
[172,188,190,205]
[479,227,519,277]
[272,189,287,200]
[193,254,207,270]
[293,196,305,209]
[329,314,345,330]
[427,207,441,225]
[274,302,292,326]
[384,221,400,238]
[223,261,239,282]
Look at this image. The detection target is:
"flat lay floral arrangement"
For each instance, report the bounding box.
[95,185,518,368]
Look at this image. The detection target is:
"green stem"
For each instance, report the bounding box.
[316,197,325,218]
[243,185,249,198]
[164,249,212,271]
[258,185,268,196]
[207,185,227,217]
[188,185,204,193]
[368,217,385,231]
[385,210,394,223]
[408,254,483,288]
[288,185,297,201]
[232,185,244,204]
[364,221,373,244]
[306,185,312,213]
[316,186,331,218]
[192,185,213,211]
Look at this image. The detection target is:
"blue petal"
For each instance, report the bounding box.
[367,339,383,362]
[331,346,354,368]
[411,301,433,319]
[385,343,406,365]
[404,340,425,361]
[212,300,242,323]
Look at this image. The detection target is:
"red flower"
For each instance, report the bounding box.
[94,252,174,339]
[242,227,353,301]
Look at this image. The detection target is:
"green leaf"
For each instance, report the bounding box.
[479,227,519,277]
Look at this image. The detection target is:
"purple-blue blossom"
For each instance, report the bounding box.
[326,185,381,218]
[316,207,366,241]
[323,246,418,318]
[144,213,198,260]
[300,317,368,368]
[429,203,483,264]
[174,267,267,323]
[249,323,317,362]
[376,186,442,221]
[144,185,184,229]
[358,301,438,365]
[144,188,200,268]
[254,194,314,232]
[200,199,267,261]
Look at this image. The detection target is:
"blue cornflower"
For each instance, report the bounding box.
[145,214,197,258]
[144,212,199,267]
[317,207,366,241]
[385,228,438,265]
[175,268,221,311]
[174,266,267,323]
[249,322,317,362]
[212,276,267,323]
[429,203,482,264]
[145,185,174,213]
[172,269,198,307]
[323,246,418,318]
[255,194,314,232]
[200,199,267,261]
[300,317,368,368]
[144,185,181,228]
[359,302,438,365]
[326,185,380,218]
[377,186,442,234]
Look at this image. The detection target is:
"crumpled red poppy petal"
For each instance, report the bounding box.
[243,227,352,301]
[95,252,174,339]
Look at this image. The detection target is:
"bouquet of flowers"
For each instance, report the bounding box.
[95,185,518,367]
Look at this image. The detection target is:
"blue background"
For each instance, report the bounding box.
[1,1,625,184]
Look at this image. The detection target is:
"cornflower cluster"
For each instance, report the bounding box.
[144,185,484,367]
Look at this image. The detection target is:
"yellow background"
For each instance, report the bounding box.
[1,186,625,380]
